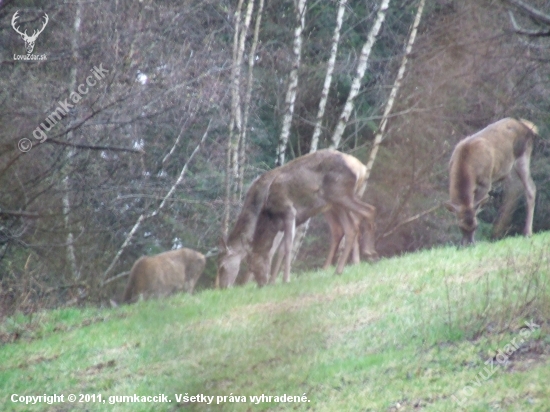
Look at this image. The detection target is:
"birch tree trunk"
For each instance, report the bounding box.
[364,0,425,181]
[330,0,391,149]
[276,0,307,166]
[63,1,82,280]
[292,0,347,262]
[223,0,246,236]
[310,0,347,153]
[231,0,255,186]
[238,0,265,200]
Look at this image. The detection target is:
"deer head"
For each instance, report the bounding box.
[12,11,49,55]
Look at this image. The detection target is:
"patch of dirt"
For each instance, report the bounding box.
[81,359,116,376]
[16,353,60,369]
[0,312,128,345]
[506,339,550,372]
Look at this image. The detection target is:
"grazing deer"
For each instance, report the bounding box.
[445,118,538,245]
[123,248,206,303]
[11,11,49,55]
[217,149,377,288]
[246,207,377,286]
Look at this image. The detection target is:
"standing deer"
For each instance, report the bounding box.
[445,118,538,245]
[217,149,377,288]
[246,207,378,286]
[11,11,49,55]
[123,248,206,303]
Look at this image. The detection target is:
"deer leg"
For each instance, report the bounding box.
[514,152,536,237]
[351,240,360,265]
[282,207,297,283]
[359,217,379,261]
[335,196,377,260]
[335,210,359,275]
[269,232,285,284]
[323,210,344,269]
[492,175,522,239]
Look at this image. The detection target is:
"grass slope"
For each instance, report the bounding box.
[1,233,550,411]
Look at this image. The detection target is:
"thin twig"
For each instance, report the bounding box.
[102,271,130,286]
[381,203,441,238]
[47,139,144,153]
[101,119,211,283]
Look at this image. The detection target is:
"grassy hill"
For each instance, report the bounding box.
[1,233,549,411]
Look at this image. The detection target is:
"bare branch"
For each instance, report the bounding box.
[0,209,40,218]
[102,271,130,286]
[507,10,550,36]
[46,139,144,153]
[505,0,550,25]
[381,203,442,239]
[101,119,211,282]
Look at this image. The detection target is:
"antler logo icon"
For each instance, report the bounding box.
[12,11,49,55]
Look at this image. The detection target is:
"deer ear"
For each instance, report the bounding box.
[444,201,458,213]
[474,194,490,210]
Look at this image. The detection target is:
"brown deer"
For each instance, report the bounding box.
[246,208,377,286]
[445,118,538,245]
[123,248,206,303]
[217,149,377,288]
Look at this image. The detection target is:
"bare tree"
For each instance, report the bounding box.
[364,0,426,181]
[224,0,249,236]
[63,0,83,280]
[330,0,391,149]
[276,0,307,166]
[101,121,211,285]
[292,0,348,261]
[238,0,265,199]
[505,0,550,36]
[310,0,347,153]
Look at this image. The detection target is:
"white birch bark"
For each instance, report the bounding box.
[310,0,347,153]
[276,0,307,166]
[238,0,265,199]
[330,0,391,149]
[364,0,425,181]
[224,0,245,236]
[231,0,255,184]
[293,0,347,262]
[63,1,82,280]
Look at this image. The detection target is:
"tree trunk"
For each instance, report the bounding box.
[224,0,255,236]
[238,0,265,200]
[364,0,425,181]
[310,0,347,153]
[224,0,245,236]
[63,0,83,280]
[330,0,391,149]
[292,0,347,263]
[276,0,307,166]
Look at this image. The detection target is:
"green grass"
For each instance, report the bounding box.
[1,233,549,411]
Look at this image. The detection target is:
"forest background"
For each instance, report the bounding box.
[1,0,549,316]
